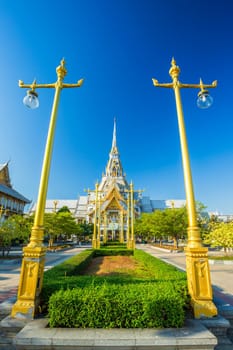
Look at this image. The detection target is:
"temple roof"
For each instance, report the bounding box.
[0,163,11,187]
[0,183,30,203]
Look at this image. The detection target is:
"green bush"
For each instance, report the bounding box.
[102,241,127,247]
[94,248,134,256]
[48,282,186,328]
[42,248,189,328]
[41,249,94,309]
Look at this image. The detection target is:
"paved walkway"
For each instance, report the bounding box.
[0,247,88,306]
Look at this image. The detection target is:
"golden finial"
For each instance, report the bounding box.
[56,58,67,79]
[169,57,180,80]
[171,57,176,66]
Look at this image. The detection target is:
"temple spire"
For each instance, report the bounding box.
[111,118,118,154]
[104,118,124,178]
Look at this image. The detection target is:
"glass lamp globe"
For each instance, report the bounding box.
[197,90,213,109]
[23,90,39,109]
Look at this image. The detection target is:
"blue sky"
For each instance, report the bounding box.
[0,0,233,214]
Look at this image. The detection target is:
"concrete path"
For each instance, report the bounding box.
[0,246,88,305]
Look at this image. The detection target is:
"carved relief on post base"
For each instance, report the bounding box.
[11,246,46,319]
[185,247,218,318]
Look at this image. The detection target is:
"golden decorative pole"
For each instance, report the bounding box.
[103,212,107,244]
[92,182,99,249]
[11,59,83,320]
[120,211,124,243]
[152,58,217,318]
[97,191,101,249]
[130,181,135,249]
[126,188,131,248]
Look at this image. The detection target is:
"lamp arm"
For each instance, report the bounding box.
[179,80,217,89]
[18,78,84,89]
[152,79,173,88]
[19,81,56,89]
[152,78,217,90]
[62,79,84,88]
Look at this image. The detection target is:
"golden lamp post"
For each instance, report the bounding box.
[11,59,83,320]
[92,182,100,249]
[126,183,143,249]
[152,58,218,318]
[125,182,136,249]
[130,181,135,249]
[85,183,102,249]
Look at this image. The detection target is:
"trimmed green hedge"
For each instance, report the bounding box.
[41,249,94,309]
[94,248,134,256]
[49,282,186,328]
[42,248,189,328]
[102,241,127,247]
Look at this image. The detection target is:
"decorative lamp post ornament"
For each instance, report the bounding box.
[152,58,217,319]
[11,59,83,320]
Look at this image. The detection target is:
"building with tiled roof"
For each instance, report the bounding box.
[0,163,30,220]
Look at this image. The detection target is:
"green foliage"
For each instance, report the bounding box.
[42,248,188,328]
[44,249,94,279]
[0,214,32,256]
[57,206,71,213]
[102,241,127,247]
[44,211,79,243]
[41,249,94,308]
[135,207,188,246]
[77,223,94,238]
[204,221,233,252]
[94,248,134,256]
[48,282,186,328]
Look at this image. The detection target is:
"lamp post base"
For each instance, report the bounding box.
[11,246,47,320]
[127,239,135,249]
[92,238,100,249]
[191,299,218,319]
[185,246,218,318]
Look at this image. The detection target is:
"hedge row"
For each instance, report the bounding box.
[42,248,189,328]
[102,241,127,247]
[94,248,134,256]
[41,249,94,309]
[48,282,186,328]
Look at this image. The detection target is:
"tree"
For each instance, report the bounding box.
[135,207,188,247]
[157,207,188,248]
[76,223,94,242]
[135,212,163,242]
[203,221,233,254]
[57,206,71,214]
[44,212,78,247]
[0,215,32,256]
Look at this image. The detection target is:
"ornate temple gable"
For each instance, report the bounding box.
[0,163,12,188]
[103,195,125,212]
[105,183,124,202]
